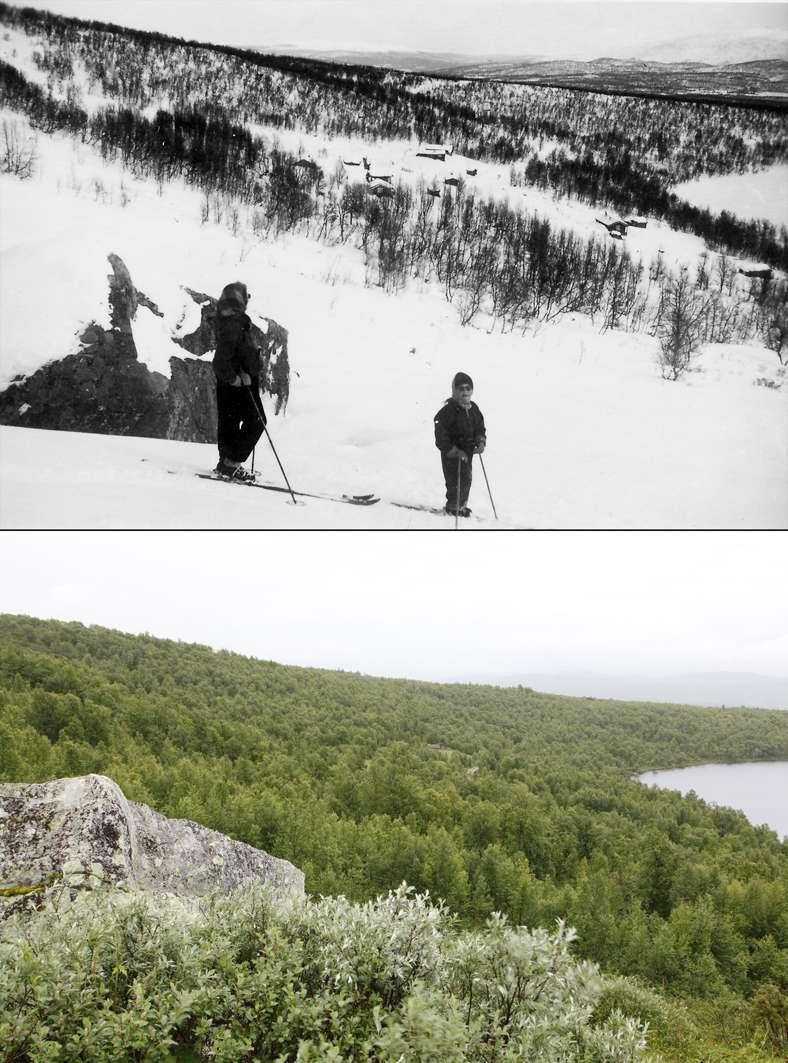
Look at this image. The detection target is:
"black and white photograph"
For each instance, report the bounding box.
[0,0,786,527]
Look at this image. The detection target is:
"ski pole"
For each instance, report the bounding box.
[246,383,265,425]
[479,453,498,520]
[264,426,298,505]
[246,384,261,480]
[455,457,461,530]
[246,385,298,506]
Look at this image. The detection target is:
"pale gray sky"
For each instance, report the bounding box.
[11,0,788,59]
[0,533,785,681]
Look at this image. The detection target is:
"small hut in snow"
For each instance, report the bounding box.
[416,143,453,161]
[738,265,773,280]
[596,218,628,238]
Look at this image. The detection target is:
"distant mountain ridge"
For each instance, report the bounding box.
[256,48,484,73]
[250,45,788,102]
[463,672,788,711]
[438,55,788,80]
[262,35,788,76]
[638,31,788,66]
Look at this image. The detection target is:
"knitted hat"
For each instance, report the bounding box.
[218,282,250,310]
[452,371,473,389]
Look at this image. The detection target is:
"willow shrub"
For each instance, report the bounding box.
[0,884,648,1062]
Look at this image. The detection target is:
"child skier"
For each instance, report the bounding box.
[433,372,486,517]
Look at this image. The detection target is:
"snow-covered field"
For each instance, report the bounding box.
[0,57,786,528]
[671,164,788,230]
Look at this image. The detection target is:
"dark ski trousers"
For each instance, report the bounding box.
[441,453,473,511]
[216,382,264,464]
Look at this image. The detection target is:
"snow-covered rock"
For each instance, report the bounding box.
[0,774,304,920]
[0,253,290,441]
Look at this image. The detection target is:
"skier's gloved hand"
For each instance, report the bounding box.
[474,439,486,454]
[240,372,252,387]
[446,445,468,463]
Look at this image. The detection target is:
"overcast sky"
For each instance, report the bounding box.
[12,0,788,59]
[0,532,785,681]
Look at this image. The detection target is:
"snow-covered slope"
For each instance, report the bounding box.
[0,425,470,529]
[2,400,785,530]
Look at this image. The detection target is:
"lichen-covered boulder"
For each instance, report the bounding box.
[0,774,304,920]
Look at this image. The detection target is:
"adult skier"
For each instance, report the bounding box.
[211,281,266,480]
[433,371,486,517]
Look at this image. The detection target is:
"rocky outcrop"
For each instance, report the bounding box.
[0,337,171,438]
[0,774,304,920]
[0,255,290,441]
[107,252,138,330]
[167,356,217,442]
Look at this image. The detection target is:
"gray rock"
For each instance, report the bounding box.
[107,252,138,331]
[0,774,304,920]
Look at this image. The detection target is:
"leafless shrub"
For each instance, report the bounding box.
[1,120,38,179]
[759,282,788,366]
[701,291,742,345]
[715,253,735,297]
[695,251,710,291]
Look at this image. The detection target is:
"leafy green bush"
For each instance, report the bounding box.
[0,884,648,1062]
[594,975,788,1062]
[593,975,699,1057]
[750,982,788,1054]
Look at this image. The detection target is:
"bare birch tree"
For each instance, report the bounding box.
[657,270,707,380]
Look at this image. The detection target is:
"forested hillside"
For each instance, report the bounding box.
[1,615,786,1059]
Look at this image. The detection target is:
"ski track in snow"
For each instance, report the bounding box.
[0,37,786,529]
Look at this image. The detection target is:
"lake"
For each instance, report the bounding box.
[638,761,788,840]
[670,164,788,230]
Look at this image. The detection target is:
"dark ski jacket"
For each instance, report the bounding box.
[434,399,486,458]
[212,282,261,385]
